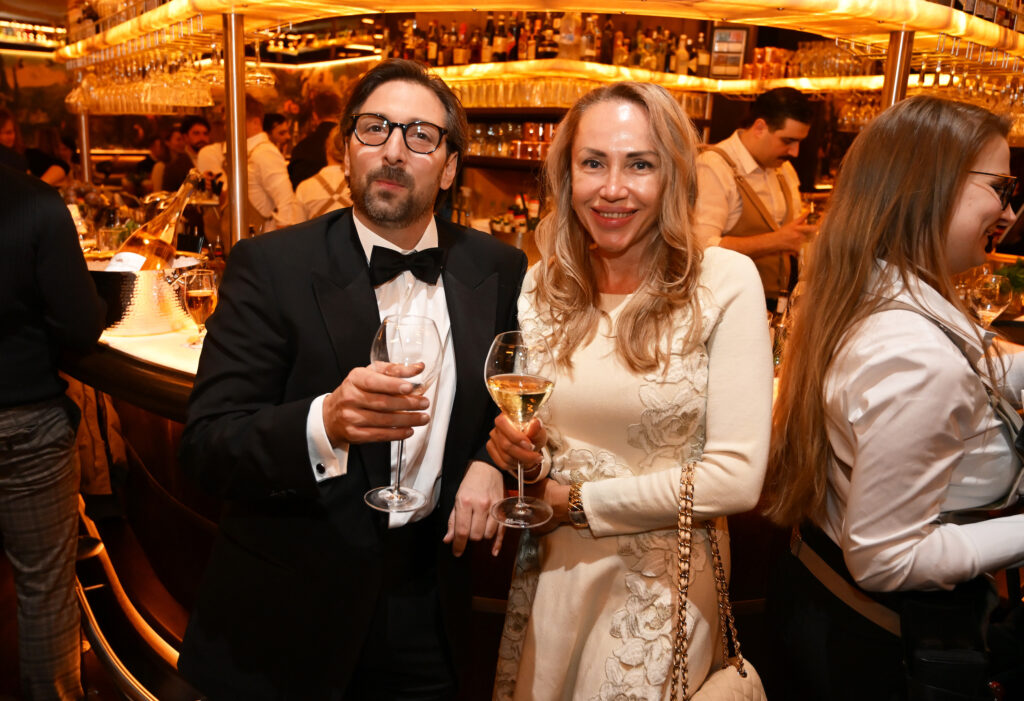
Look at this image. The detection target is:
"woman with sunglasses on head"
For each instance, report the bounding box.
[486,81,772,700]
[765,95,1023,700]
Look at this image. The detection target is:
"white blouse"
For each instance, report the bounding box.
[821,265,1024,592]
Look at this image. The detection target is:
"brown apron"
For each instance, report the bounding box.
[702,145,796,297]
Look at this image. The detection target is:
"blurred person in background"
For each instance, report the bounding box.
[0,107,27,172]
[695,87,817,309]
[263,112,290,155]
[289,90,343,189]
[151,127,185,192]
[295,125,351,220]
[24,126,71,186]
[0,162,106,701]
[243,94,303,233]
[765,95,1023,700]
[164,115,211,192]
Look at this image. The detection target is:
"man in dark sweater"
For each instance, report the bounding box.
[288,91,343,189]
[0,163,105,700]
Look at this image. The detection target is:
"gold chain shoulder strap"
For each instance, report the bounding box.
[670,461,748,700]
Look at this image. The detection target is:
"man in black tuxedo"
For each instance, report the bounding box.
[289,91,343,189]
[176,59,526,700]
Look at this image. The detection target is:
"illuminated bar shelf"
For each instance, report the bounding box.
[56,0,1024,65]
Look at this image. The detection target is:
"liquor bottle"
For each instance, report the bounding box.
[492,16,508,61]
[695,31,711,77]
[469,28,482,64]
[600,17,615,64]
[482,13,495,62]
[106,171,201,271]
[516,15,529,61]
[425,21,439,65]
[674,34,689,75]
[526,20,539,60]
[685,36,697,75]
[613,34,629,66]
[581,16,597,62]
[453,23,470,65]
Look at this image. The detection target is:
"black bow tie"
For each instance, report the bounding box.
[368,246,446,286]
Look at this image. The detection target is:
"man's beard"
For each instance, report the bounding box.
[351,165,439,229]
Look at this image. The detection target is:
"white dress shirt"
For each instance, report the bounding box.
[305,213,457,527]
[694,130,802,247]
[246,132,305,233]
[822,263,1024,592]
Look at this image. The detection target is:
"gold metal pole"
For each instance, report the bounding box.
[222,12,247,252]
[881,30,915,108]
[78,110,92,184]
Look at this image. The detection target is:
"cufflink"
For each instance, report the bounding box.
[315,463,326,475]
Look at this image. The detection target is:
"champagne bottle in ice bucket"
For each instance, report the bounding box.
[105,171,203,272]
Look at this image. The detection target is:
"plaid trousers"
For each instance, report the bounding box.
[0,397,83,701]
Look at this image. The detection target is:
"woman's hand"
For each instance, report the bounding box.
[523,478,571,535]
[486,414,547,481]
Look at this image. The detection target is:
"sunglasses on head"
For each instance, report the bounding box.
[969,170,1019,211]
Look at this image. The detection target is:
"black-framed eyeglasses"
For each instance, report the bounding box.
[969,170,1019,211]
[349,113,448,155]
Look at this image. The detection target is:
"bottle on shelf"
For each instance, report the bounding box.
[526,20,539,60]
[426,21,439,65]
[685,35,697,75]
[492,15,508,61]
[581,16,597,62]
[675,34,690,75]
[600,17,615,64]
[469,28,482,64]
[695,31,711,77]
[453,23,470,65]
[482,13,495,62]
[106,171,202,272]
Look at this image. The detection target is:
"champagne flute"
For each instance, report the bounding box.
[968,274,1012,327]
[364,315,443,513]
[184,269,218,348]
[484,330,555,529]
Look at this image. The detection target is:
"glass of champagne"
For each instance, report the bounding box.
[484,330,555,529]
[183,269,218,348]
[968,274,1012,327]
[364,315,444,513]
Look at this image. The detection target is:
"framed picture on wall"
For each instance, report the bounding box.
[710,27,748,78]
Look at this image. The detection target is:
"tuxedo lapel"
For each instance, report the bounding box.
[310,210,390,488]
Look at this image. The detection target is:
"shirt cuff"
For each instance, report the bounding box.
[307,394,349,482]
[522,446,553,484]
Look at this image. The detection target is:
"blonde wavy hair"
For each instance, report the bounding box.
[532,81,704,373]
[764,96,1011,527]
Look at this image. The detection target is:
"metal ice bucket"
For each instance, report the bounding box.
[89,258,199,337]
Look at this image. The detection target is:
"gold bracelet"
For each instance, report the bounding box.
[568,481,588,529]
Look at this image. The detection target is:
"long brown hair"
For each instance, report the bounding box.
[533,82,704,373]
[763,96,1011,527]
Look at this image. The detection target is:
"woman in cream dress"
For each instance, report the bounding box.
[486,82,772,700]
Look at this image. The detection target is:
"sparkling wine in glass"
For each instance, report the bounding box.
[364,315,443,513]
[184,269,218,348]
[484,330,555,529]
[969,274,1012,327]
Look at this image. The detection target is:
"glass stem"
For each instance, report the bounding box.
[515,460,526,508]
[392,439,404,495]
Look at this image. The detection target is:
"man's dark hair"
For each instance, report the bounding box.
[181,115,211,134]
[742,87,813,131]
[263,112,286,133]
[311,91,343,121]
[343,58,467,164]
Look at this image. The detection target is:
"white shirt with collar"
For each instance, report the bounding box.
[247,131,305,233]
[305,212,457,527]
[694,130,802,247]
[821,262,1024,592]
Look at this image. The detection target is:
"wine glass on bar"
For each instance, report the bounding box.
[484,330,555,528]
[364,315,443,513]
[183,269,218,348]
[968,274,1012,327]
